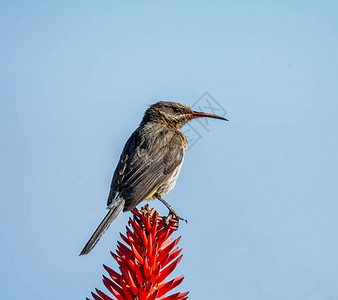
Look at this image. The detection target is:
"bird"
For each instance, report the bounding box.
[80,101,228,255]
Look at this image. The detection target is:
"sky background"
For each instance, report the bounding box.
[1,1,338,299]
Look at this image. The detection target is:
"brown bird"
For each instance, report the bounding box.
[80,101,228,255]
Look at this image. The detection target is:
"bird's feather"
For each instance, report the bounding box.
[107,125,186,211]
[79,197,125,255]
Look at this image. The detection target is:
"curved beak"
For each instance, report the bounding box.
[191,110,228,121]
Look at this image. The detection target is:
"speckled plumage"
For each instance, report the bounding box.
[107,121,187,212]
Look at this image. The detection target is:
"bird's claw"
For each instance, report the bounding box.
[164,211,188,227]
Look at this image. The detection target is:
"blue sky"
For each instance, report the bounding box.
[1,1,338,299]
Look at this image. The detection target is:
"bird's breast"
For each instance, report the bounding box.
[156,158,184,197]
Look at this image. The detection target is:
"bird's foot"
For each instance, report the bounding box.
[156,196,187,227]
[165,210,188,227]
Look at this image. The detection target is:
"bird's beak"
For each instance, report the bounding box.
[190,111,228,121]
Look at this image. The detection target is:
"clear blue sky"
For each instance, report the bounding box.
[1,1,338,299]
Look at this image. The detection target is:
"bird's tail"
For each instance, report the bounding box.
[79,197,125,255]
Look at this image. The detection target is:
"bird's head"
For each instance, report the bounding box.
[141,101,228,129]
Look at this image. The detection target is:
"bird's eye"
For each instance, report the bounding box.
[172,107,180,113]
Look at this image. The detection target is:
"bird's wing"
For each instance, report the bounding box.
[107,127,185,210]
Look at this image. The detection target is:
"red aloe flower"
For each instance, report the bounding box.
[88,205,189,300]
